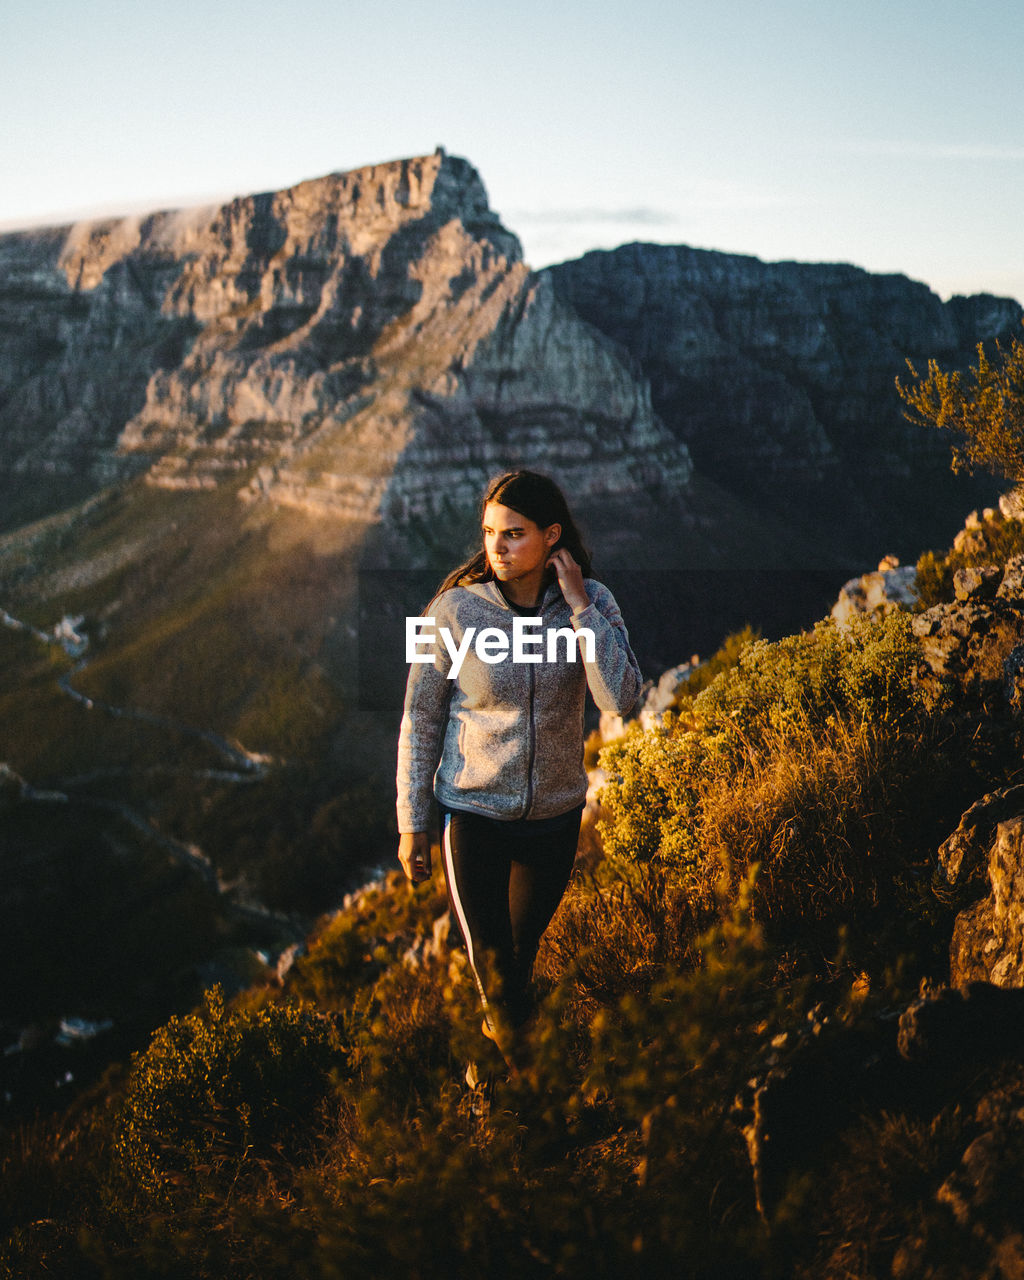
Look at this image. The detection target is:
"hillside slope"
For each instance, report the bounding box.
[7,502,1024,1278]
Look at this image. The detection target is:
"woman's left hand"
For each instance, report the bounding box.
[547,548,589,612]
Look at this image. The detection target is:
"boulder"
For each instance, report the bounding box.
[951,817,1024,987]
[897,981,1024,1062]
[832,558,918,623]
[637,660,699,730]
[936,788,1024,988]
[1004,646,1024,716]
[736,1007,903,1220]
[997,553,1024,603]
[1000,487,1024,521]
[953,564,1002,602]
[934,1081,1024,1272]
[938,784,1024,893]
[912,583,1024,710]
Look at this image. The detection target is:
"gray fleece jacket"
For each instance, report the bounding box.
[396,577,642,831]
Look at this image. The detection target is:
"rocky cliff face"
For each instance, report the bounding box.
[546,244,1023,562]
[0,151,690,557]
[4,151,1018,575]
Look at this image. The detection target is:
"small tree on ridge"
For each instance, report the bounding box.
[896,325,1024,480]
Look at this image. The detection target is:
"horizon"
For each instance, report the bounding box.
[0,148,1016,309]
[3,0,1023,305]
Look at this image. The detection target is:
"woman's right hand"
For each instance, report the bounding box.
[398,831,432,883]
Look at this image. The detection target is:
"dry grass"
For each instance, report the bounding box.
[697,715,926,924]
[537,864,706,1008]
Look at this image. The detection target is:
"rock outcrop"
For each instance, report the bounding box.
[831,555,918,623]
[934,789,1024,989]
[949,817,1024,987]
[738,978,1024,1235]
[925,1076,1024,1279]
[893,989,1024,1276]
[938,785,1024,897]
[547,243,1022,562]
[912,553,1024,712]
[897,981,1024,1063]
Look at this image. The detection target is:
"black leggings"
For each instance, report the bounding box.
[440,803,583,1030]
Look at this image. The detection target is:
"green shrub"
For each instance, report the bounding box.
[112,986,349,1206]
[896,331,1024,480]
[913,548,953,609]
[599,612,924,870]
[693,610,923,745]
[594,611,966,951]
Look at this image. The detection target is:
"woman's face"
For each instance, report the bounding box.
[482,501,560,585]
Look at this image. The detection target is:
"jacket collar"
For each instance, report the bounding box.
[463,579,561,613]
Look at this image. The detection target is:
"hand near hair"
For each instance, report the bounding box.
[546,547,589,612]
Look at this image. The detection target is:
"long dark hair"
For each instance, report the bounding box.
[433,470,592,598]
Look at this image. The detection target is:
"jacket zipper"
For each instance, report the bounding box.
[523,659,536,818]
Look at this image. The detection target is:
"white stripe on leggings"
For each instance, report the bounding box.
[442,811,496,1035]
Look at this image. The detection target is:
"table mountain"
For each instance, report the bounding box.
[0,149,692,570]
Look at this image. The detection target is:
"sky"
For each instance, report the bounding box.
[2,0,1022,302]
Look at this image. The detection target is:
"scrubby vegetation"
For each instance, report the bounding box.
[5,562,1024,1279]
[898,326,1024,482]
[898,324,1024,613]
[111,988,349,1208]
[597,611,977,971]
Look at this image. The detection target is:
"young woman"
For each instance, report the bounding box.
[396,470,642,1064]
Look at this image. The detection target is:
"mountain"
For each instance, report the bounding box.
[547,243,1022,565]
[5,149,1015,572]
[3,149,1018,695]
[0,149,690,557]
